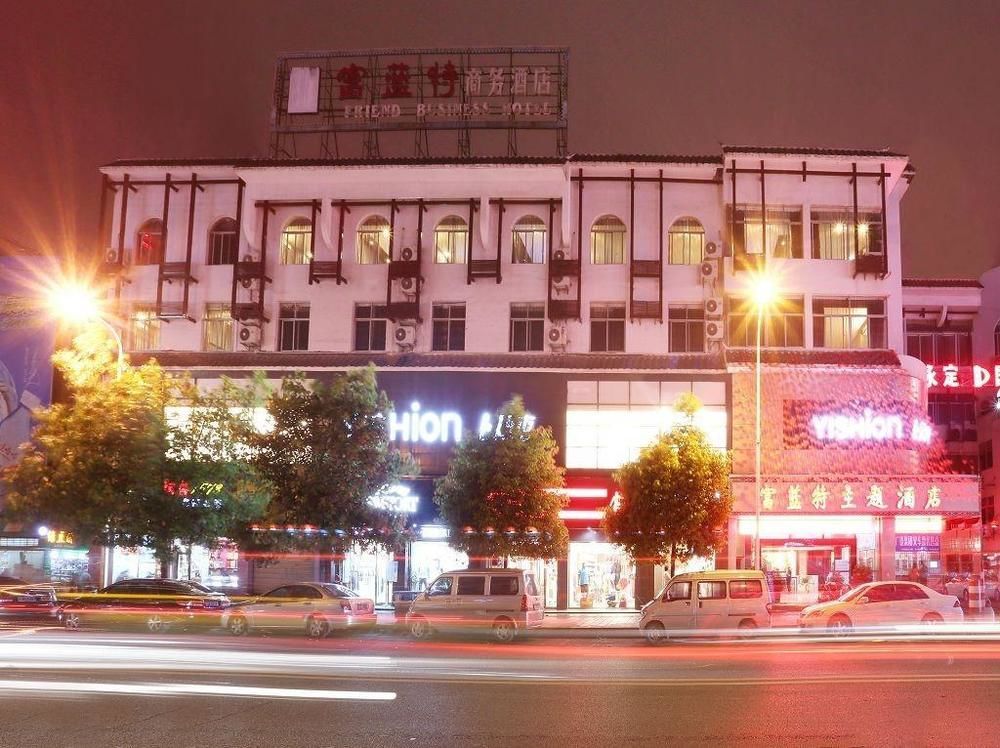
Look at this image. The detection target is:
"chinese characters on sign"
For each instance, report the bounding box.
[926,364,1000,390]
[758,482,946,513]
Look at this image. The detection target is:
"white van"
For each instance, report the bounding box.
[405,568,544,643]
[639,569,772,642]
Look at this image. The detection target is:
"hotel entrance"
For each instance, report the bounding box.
[761,539,856,605]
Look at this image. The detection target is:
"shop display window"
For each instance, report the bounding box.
[568,542,634,609]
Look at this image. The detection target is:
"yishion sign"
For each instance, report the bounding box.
[784,400,933,449]
[388,401,537,445]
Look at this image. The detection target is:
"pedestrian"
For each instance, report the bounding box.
[918,561,929,587]
[907,563,920,582]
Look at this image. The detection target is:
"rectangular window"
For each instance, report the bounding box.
[697,581,727,600]
[456,576,486,596]
[813,298,886,349]
[434,219,468,264]
[590,303,626,352]
[729,580,763,599]
[432,303,466,351]
[726,297,804,347]
[488,576,519,596]
[667,219,705,265]
[665,581,692,601]
[509,303,545,352]
[590,218,626,264]
[207,223,238,265]
[668,305,705,353]
[904,321,973,365]
[128,306,160,351]
[981,441,994,472]
[278,303,310,351]
[202,303,234,352]
[354,303,388,352]
[811,210,883,260]
[279,222,312,265]
[730,206,803,259]
[928,394,977,441]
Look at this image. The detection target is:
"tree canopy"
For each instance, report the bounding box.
[603,420,731,574]
[1,328,268,573]
[242,367,411,555]
[434,396,567,564]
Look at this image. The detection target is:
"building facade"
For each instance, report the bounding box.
[94,146,982,606]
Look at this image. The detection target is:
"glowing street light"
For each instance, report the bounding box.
[47,283,125,378]
[749,272,779,571]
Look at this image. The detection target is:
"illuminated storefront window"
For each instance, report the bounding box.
[568,542,634,609]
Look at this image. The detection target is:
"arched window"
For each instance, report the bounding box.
[279,218,312,265]
[590,215,626,264]
[434,215,468,264]
[995,320,1000,357]
[668,217,705,265]
[512,215,547,264]
[207,217,238,265]
[135,219,164,265]
[356,215,390,264]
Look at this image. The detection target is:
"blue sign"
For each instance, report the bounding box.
[0,256,55,475]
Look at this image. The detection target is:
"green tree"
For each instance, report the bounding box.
[1,328,268,575]
[603,422,731,575]
[242,368,411,570]
[434,396,567,566]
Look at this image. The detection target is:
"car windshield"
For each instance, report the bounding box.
[184,581,214,594]
[320,583,358,598]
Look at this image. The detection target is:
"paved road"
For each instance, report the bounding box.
[1,625,998,747]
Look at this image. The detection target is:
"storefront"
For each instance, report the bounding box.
[0,530,91,586]
[726,353,981,604]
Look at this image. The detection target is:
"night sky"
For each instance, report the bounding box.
[3,0,999,278]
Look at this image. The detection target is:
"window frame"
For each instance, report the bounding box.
[207,217,238,265]
[433,215,469,264]
[813,297,887,349]
[810,208,884,260]
[668,305,705,353]
[697,580,727,600]
[353,303,388,352]
[590,215,627,265]
[512,215,547,264]
[509,302,546,352]
[431,303,467,351]
[667,217,705,265]
[589,303,626,352]
[729,205,803,260]
[128,304,161,352]
[356,215,391,265]
[202,303,234,352]
[134,219,164,265]
[277,302,310,351]
[456,576,486,596]
[279,217,313,265]
[664,581,692,602]
[726,296,804,348]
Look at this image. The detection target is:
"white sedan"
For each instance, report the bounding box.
[799,581,963,633]
[221,582,376,638]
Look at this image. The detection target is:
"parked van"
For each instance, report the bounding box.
[405,568,544,643]
[639,569,772,642]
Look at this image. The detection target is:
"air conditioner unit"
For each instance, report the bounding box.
[705,319,725,341]
[547,324,568,350]
[704,241,721,259]
[399,276,417,299]
[704,296,723,317]
[394,324,416,350]
[105,249,119,264]
[400,247,415,261]
[240,254,257,289]
[699,260,718,283]
[237,323,262,350]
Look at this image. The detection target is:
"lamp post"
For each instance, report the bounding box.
[47,283,125,378]
[750,274,777,570]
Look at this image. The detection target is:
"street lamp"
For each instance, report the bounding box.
[749,273,778,570]
[47,283,125,378]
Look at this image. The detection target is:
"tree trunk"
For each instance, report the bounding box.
[669,543,676,577]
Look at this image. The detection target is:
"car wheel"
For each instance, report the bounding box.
[921,612,944,625]
[644,620,666,645]
[63,611,81,631]
[492,618,516,644]
[827,614,852,636]
[227,614,248,636]
[306,615,329,639]
[409,616,431,640]
[145,613,169,634]
[738,619,758,636]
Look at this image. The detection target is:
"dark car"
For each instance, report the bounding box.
[59,578,230,633]
[0,576,59,623]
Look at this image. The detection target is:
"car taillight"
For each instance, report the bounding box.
[520,594,529,612]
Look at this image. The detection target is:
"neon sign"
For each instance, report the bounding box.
[811,410,933,444]
[388,401,536,444]
[368,484,419,514]
[926,364,1000,390]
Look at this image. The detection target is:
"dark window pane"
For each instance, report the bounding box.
[489,576,518,595]
[456,576,485,595]
[370,320,386,351]
[607,321,625,352]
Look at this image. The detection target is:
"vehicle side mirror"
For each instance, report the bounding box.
[857,596,869,605]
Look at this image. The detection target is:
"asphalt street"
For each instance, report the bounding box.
[0,625,998,747]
